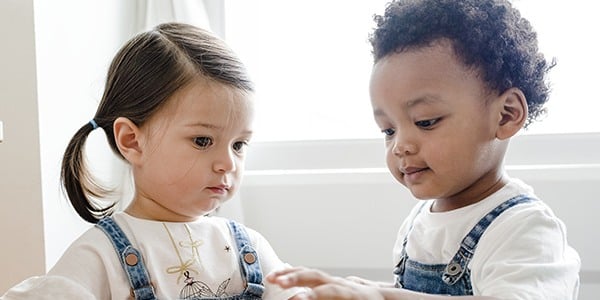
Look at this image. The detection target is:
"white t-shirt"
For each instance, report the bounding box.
[5,213,301,300]
[392,178,581,299]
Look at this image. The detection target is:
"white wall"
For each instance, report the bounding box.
[0,0,45,293]
[0,0,44,294]
[240,134,600,299]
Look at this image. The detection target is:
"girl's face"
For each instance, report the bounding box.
[369,41,508,212]
[127,79,253,222]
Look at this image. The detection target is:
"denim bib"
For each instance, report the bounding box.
[96,217,265,300]
[393,194,535,295]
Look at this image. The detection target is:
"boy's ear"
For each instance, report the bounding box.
[495,87,528,140]
[113,117,143,165]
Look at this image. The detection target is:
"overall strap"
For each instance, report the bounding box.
[394,201,428,279]
[96,217,158,300]
[442,194,536,285]
[227,220,264,298]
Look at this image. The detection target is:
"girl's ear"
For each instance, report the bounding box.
[114,117,143,165]
[495,87,528,140]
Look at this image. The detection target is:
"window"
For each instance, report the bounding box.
[225,0,600,142]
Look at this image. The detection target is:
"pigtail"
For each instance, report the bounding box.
[60,121,115,223]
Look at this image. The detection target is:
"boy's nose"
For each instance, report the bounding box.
[392,136,417,156]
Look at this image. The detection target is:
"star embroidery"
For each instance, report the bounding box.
[224,245,231,252]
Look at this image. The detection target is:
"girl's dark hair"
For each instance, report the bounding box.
[61,22,254,223]
[369,0,554,128]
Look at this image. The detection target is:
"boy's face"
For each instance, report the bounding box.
[369,41,507,210]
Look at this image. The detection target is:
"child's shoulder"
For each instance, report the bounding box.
[486,178,556,222]
[480,182,568,250]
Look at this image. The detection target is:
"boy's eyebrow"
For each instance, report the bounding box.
[406,95,442,108]
[373,95,443,116]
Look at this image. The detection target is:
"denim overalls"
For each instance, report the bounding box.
[393,194,535,295]
[96,217,264,300]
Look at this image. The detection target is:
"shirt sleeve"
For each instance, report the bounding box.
[472,204,581,299]
[246,226,306,300]
[1,275,96,300]
[47,227,127,299]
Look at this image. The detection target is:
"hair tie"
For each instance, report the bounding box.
[89,119,99,130]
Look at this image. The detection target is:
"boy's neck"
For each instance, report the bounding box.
[430,174,509,212]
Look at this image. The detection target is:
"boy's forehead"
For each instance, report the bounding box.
[372,39,487,86]
[372,42,458,81]
[369,41,489,108]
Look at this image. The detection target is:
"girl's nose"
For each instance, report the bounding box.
[213,149,236,173]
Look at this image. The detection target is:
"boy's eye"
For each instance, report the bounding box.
[232,141,248,153]
[381,128,395,137]
[193,137,213,149]
[415,118,440,129]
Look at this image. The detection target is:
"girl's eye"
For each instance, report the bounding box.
[193,137,213,149]
[232,141,248,153]
[381,128,395,137]
[415,118,440,129]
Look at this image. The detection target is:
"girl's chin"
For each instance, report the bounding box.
[194,200,225,216]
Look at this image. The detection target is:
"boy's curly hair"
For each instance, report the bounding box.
[369,0,554,128]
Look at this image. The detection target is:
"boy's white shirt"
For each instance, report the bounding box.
[4,213,300,300]
[393,177,581,299]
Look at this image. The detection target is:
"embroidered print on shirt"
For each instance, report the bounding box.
[162,223,233,298]
[180,271,231,298]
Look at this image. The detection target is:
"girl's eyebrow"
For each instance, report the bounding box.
[186,122,222,130]
[185,122,253,136]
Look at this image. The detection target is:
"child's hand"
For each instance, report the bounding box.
[344,276,382,287]
[266,267,384,300]
[345,276,396,288]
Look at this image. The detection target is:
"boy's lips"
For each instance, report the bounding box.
[401,166,428,175]
[400,166,430,184]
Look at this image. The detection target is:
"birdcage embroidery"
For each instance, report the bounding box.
[180,271,230,299]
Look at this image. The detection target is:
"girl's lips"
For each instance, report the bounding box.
[207,185,230,194]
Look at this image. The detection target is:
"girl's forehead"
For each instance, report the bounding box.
[148,79,254,132]
[173,79,252,113]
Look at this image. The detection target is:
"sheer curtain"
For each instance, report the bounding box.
[135,0,212,32]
